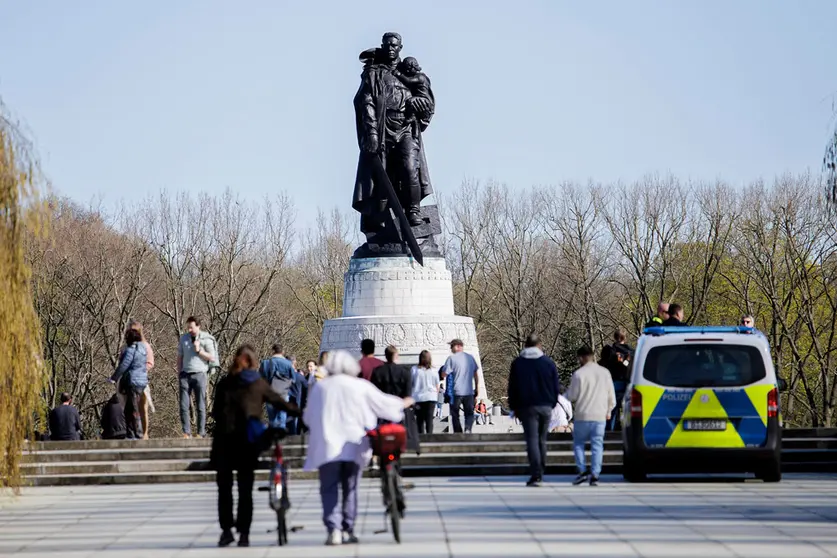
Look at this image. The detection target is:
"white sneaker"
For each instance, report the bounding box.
[325,530,342,546]
[342,531,359,544]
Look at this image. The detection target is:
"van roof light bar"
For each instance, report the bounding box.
[642,326,756,336]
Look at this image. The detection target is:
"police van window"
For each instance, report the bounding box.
[643,344,766,387]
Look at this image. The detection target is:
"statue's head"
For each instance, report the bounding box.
[401,57,421,76]
[381,32,403,63]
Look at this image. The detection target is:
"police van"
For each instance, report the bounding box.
[622,326,784,482]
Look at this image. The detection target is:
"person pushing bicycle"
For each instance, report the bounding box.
[302,350,414,546]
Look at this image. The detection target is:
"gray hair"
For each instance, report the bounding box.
[323,350,361,377]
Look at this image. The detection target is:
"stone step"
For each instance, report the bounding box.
[19,450,629,476]
[20,448,837,476]
[21,437,835,464]
[20,447,832,479]
[26,428,834,452]
[25,458,837,487]
[20,440,630,462]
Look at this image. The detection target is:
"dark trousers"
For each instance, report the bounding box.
[608,381,627,431]
[124,386,144,440]
[415,401,436,434]
[217,467,255,535]
[451,394,476,433]
[520,406,553,479]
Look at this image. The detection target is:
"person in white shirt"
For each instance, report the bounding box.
[566,346,616,487]
[411,350,439,434]
[550,389,573,433]
[303,350,414,546]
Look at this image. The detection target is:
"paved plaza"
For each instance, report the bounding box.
[2,475,837,557]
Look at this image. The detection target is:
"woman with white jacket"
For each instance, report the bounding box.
[303,350,414,546]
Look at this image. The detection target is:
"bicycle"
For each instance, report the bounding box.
[258,428,299,546]
[367,423,407,544]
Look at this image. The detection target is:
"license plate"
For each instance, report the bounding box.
[683,419,726,431]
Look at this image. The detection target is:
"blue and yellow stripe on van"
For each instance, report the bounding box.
[635,385,775,449]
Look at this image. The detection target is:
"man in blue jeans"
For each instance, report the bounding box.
[567,346,616,486]
[440,339,482,433]
[258,343,299,432]
[507,334,561,487]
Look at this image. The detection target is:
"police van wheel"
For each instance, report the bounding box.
[622,457,647,483]
[757,459,782,483]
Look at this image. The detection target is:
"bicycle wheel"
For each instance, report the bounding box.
[276,509,288,546]
[386,467,401,544]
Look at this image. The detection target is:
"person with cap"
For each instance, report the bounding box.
[440,339,482,434]
[303,350,414,546]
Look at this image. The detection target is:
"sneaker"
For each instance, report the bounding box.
[182,433,191,439]
[237,534,250,547]
[589,476,600,487]
[325,530,342,546]
[526,476,542,487]
[572,471,590,486]
[342,531,359,544]
[218,530,235,547]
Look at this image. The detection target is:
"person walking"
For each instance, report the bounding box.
[127,320,155,439]
[507,334,561,487]
[100,393,127,440]
[303,350,413,546]
[211,345,298,548]
[177,316,219,438]
[358,338,384,381]
[411,350,439,434]
[111,328,148,440]
[258,343,298,432]
[741,314,755,328]
[370,345,420,513]
[48,392,82,441]
[440,339,482,433]
[567,346,616,487]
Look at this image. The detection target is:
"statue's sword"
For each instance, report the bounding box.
[367,154,424,266]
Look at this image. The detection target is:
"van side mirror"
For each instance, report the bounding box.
[777,378,787,391]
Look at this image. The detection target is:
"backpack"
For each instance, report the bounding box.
[260,358,294,399]
[203,333,221,374]
[608,343,633,382]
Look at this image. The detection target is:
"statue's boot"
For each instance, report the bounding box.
[407,208,423,227]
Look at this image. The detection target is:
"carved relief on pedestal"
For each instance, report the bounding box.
[321,319,477,353]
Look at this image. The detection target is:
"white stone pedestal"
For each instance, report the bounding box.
[320,256,486,396]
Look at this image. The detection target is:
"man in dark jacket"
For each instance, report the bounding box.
[507,334,561,487]
[605,328,633,431]
[645,302,669,329]
[101,393,127,440]
[370,345,417,516]
[662,303,685,326]
[48,392,82,441]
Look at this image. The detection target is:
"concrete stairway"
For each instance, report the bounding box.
[21,429,837,486]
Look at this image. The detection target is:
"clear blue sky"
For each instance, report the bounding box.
[1,1,836,222]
